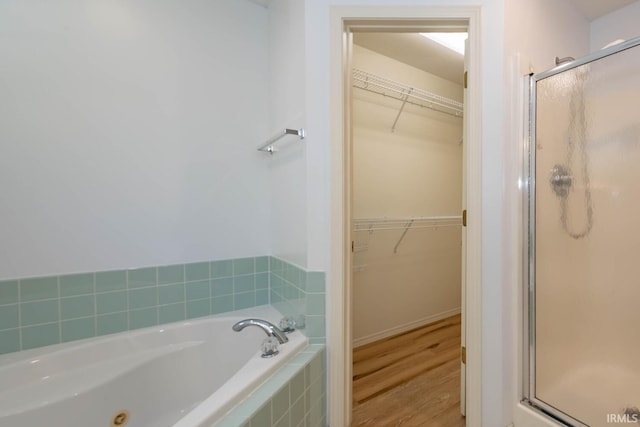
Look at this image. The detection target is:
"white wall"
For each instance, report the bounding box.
[505,0,589,74]
[590,1,640,52]
[351,45,463,345]
[267,0,308,268]
[0,0,271,279]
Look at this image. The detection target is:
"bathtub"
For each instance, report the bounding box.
[0,305,308,427]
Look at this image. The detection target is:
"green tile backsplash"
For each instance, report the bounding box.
[22,323,59,350]
[20,277,58,302]
[127,268,156,288]
[0,256,325,355]
[21,300,59,326]
[96,271,126,293]
[61,295,95,320]
[158,264,184,285]
[270,259,326,344]
[129,307,157,329]
[0,280,19,305]
[0,329,19,354]
[0,305,19,329]
[61,318,95,342]
[59,273,94,297]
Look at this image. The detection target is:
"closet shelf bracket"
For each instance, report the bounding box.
[393,220,414,254]
[391,88,413,132]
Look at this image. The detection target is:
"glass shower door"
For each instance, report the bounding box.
[526,37,640,427]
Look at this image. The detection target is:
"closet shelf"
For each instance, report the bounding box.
[353,216,462,255]
[352,68,463,129]
[353,216,462,232]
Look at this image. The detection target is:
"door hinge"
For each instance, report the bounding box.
[464,71,468,89]
[351,241,354,252]
[462,209,467,227]
[461,346,466,364]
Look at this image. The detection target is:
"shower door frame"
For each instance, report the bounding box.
[523,36,640,427]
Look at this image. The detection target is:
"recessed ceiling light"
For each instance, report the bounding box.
[420,32,468,55]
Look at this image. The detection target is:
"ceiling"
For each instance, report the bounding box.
[251,0,637,85]
[354,32,465,85]
[569,0,637,21]
[250,0,637,19]
[353,0,638,86]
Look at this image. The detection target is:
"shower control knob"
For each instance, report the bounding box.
[550,164,573,198]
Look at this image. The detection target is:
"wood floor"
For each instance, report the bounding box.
[352,315,466,427]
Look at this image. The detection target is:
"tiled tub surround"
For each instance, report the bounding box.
[214,344,326,427]
[0,256,325,355]
[270,258,326,344]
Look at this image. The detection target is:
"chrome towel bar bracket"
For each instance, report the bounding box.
[258,128,305,154]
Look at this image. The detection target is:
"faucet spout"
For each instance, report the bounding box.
[232,318,289,344]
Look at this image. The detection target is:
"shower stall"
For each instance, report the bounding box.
[524,37,640,426]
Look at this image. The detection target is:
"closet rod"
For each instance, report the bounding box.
[258,128,305,154]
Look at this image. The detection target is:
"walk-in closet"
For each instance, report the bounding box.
[350,31,466,426]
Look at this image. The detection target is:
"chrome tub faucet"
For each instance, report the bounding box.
[232,318,289,344]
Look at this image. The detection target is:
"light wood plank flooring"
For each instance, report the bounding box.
[352,315,465,426]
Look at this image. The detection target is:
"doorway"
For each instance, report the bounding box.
[328,7,482,427]
[348,29,466,426]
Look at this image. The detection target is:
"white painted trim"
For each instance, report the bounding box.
[462,11,482,426]
[329,6,483,427]
[353,307,462,348]
[329,8,351,427]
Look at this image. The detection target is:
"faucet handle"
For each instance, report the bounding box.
[279,316,296,333]
[261,337,280,358]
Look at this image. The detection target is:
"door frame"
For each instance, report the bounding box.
[329,6,482,427]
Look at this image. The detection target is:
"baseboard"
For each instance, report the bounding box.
[352,307,461,348]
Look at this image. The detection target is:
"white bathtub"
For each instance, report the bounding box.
[0,305,308,427]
